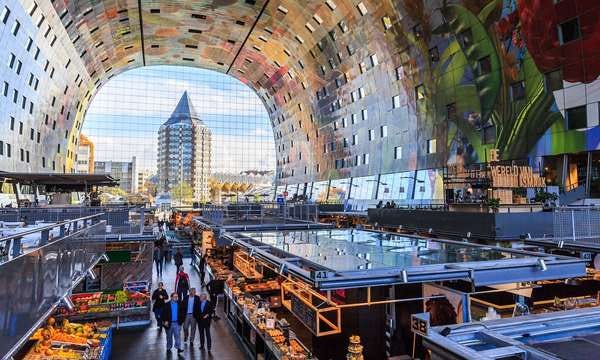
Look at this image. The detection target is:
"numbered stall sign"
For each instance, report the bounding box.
[411,313,430,337]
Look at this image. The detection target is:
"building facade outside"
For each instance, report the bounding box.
[94,157,138,194]
[75,134,94,174]
[157,92,212,201]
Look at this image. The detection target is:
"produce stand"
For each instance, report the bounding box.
[19,317,113,360]
[55,281,151,329]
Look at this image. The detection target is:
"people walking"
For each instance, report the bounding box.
[153,245,163,278]
[151,282,168,329]
[206,278,221,320]
[182,288,200,345]
[175,266,190,300]
[174,248,184,269]
[199,252,208,286]
[195,292,214,351]
[161,292,185,354]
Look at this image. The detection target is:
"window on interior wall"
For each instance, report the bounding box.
[396,66,404,80]
[477,56,492,75]
[1,6,10,24]
[482,125,496,144]
[544,69,563,92]
[363,153,369,165]
[393,95,401,109]
[415,84,425,100]
[3,82,8,96]
[342,117,348,127]
[11,20,20,35]
[357,2,368,16]
[427,139,437,154]
[369,54,378,67]
[361,109,368,120]
[446,102,457,119]
[429,47,439,62]
[343,138,349,147]
[566,105,587,130]
[352,134,358,145]
[394,146,402,159]
[380,125,388,137]
[368,129,375,141]
[382,16,392,30]
[558,18,581,44]
[510,81,526,101]
[458,28,472,47]
[413,23,423,39]
[351,113,358,124]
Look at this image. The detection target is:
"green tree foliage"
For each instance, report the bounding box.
[171,181,194,203]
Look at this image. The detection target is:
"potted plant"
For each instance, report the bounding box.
[486,198,501,213]
[533,190,558,210]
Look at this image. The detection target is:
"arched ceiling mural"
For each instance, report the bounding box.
[1,0,599,187]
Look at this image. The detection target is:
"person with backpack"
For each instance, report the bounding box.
[175,266,190,300]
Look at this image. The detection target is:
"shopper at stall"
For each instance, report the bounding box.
[152,282,169,329]
[175,265,190,300]
[195,292,214,351]
[153,244,163,278]
[182,287,200,345]
[174,248,184,269]
[161,292,185,354]
[199,252,208,286]
[205,278,221,320]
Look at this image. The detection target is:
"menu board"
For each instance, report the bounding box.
[290,293,317,334]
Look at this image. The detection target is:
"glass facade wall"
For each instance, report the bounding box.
[83,66,276,184]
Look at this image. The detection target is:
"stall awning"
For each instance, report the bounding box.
[225,229,587,290]
[0,172,118,191]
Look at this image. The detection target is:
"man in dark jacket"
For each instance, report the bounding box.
[151,282,169,329]
[194,292,214,351]
[182,288,200,345]
[199,252,208,286]
[161,292,185,354]
[174,248,184,269]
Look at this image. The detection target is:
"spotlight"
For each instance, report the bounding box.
[401,269,408,283]
[62,295,75,311]
[87,268,97,280]
[537,258,547,271]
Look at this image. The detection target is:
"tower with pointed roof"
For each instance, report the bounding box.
[157,91,211,201]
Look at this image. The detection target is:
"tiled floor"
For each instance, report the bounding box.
[111,258,247,360]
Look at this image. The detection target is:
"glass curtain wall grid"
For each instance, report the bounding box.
[83,66,276,182]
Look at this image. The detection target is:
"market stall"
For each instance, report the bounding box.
[221,229,587,360]
[66,240,153,328]
[17,317,113,360]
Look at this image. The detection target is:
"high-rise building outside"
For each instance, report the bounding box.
[94,157,138,194]
[157,91,212,201]
[75,134,95,174]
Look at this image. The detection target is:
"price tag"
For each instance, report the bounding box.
[266,318,276,329]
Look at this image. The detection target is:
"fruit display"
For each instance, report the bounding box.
[207,258,234,280]
[56,289,150,317]
[25,317,112,360]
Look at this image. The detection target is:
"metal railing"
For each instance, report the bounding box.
[0,216,107,359]
[0,213,104,261]
[553,206,600,244]
[198,202,320,225]
[0,206,144,235]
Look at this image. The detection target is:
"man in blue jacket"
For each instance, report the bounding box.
[161,292,186,354]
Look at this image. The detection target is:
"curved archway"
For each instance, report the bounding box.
[82,65,276,197]
[0,0,598,194]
